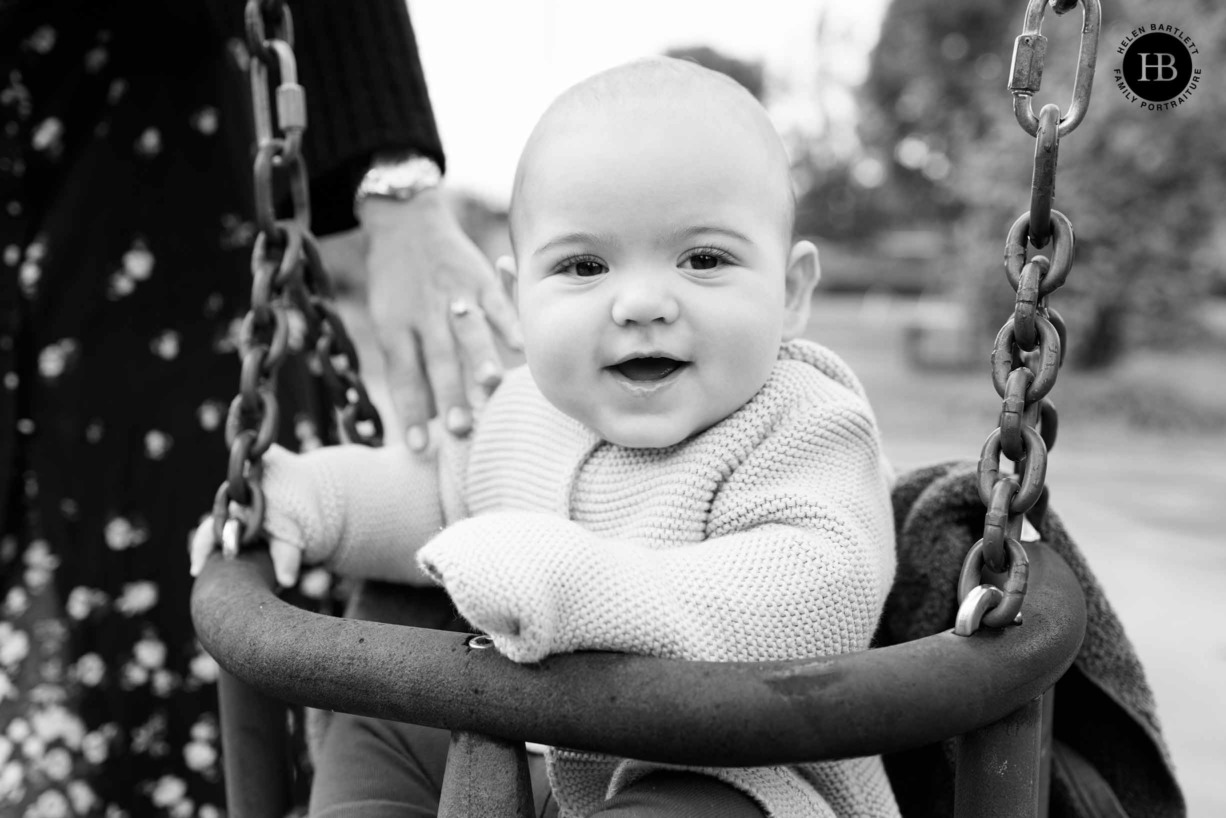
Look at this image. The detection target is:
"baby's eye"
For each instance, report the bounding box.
[574,260,606,277]
[680,248,733,271]
[557,257,607,278]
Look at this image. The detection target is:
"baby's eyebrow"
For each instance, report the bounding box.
[532,231,614,259]
[667,225,754,245]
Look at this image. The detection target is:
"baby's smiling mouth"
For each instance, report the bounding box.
[608,356,689,382]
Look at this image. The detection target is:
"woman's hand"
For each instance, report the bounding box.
[358,190,521,451]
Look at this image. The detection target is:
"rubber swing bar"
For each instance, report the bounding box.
[191,541,1085,767]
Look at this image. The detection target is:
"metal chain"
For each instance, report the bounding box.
[213,0,384,559]
[954,0,1099,637]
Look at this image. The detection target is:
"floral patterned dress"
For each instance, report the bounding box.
[0,2,443,815]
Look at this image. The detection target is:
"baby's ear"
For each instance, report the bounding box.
[495,255,519,308]
[782,240,820,341]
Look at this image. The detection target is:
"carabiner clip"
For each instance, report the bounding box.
[1009,0,1100,137]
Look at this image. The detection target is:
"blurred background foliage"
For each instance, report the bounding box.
[808,0,1226,368]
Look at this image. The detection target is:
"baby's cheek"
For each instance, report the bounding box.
[702,296,781,361]
[701,306,782,407]
[521,309,590,398]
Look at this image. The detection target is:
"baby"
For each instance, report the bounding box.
[194,56,899,818]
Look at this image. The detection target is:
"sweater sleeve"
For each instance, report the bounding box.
[259,440,447,585]
[287,0,445,235]
[416,402,896,665]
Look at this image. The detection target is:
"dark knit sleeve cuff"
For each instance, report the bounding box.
[289,0,446,234]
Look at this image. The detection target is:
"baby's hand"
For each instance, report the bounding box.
[188,516,307,589]
[188,445,335,588]
[418,516,566,663]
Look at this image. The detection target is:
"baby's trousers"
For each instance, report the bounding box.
[313,584,764,817]
[308,712,766,818]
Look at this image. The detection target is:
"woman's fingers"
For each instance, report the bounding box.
[449,297,504,395]
[419,310,472,436]
[479,279,523,353]
[375,322,435,452]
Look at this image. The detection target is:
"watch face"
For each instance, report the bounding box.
[375,157,442,195]
[356,157,441,208]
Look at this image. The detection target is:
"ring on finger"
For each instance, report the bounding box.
[449,298,477,318]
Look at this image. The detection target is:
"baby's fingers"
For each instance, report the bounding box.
[188,518,218,578]
[269,539,304,589]
[189,518,302,590]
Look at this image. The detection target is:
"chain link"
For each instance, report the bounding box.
[955,0,1098,637]
[212,0,384,559]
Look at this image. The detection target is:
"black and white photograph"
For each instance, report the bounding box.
[1,1,1220,816]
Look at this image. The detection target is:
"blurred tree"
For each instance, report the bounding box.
[663,45,766,101]
[794,161,885,243]
[795,0,1015,243]
[851,0,1016,231]
[851,0,1226,367]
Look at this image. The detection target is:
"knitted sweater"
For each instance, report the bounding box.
[261,339,899,818]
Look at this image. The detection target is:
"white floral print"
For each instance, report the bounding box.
[144,431,172,460]
[0,12,346,814]
[134,128,162,157]
[115,582,158,617]
[151,331,180,361]
[123,240,155,280]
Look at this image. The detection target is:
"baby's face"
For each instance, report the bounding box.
[509,93,813,448]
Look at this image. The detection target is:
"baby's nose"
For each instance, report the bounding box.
[610,276,679,325]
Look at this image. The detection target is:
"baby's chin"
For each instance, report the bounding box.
[591,417,712,450]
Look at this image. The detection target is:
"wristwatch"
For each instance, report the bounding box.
[353,154,442,214]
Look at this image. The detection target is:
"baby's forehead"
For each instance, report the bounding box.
[524,67,787,179]
[510,58,795,242]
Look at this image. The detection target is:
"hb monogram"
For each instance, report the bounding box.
[1136,53,1178,82]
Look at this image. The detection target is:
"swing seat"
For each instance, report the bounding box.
[190,473,1090,818]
